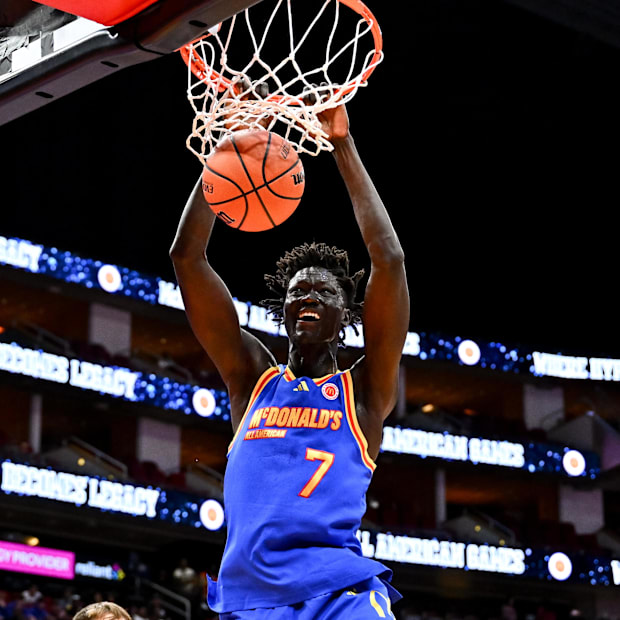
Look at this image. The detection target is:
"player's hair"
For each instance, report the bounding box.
[73,602,132,620]
[261,241,364,344]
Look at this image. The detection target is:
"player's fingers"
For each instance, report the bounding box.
[221,76,250,103]
[233,79,269,105]
[255,82,269,99]
[236,76,251,95]
[304,82,338,108]
[248,82,271,128]
[319,82,334,102]
[222,77,273,130]
[302,83,319,106]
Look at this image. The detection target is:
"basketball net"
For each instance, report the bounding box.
[180,0,383,163]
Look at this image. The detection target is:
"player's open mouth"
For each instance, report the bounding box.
[298,310,320,322]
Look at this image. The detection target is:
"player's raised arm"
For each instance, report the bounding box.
[169,175,276,428]
[322,105,409,424]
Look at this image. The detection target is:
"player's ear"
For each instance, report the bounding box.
[342,308,352,327]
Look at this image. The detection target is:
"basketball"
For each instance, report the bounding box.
[201,130,305,232]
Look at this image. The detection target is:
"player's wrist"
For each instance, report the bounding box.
[331,133,355,153]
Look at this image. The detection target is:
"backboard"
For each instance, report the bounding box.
[0,0,260,125]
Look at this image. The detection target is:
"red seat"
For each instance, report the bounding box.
[33,0,159,26]
[141,460,167,485]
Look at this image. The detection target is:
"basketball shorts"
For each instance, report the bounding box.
[218,575,399,619]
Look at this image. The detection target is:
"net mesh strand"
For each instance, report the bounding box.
[185,0,383,161]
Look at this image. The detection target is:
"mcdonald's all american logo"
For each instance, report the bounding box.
[547,552,572,581]
[322,383,339,400]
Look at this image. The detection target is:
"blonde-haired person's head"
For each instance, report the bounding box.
[73,602,131,620]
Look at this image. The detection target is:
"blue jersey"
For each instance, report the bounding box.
[207,365,395,613]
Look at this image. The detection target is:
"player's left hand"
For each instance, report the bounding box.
[316,103,350,143]
[303,84,350,143]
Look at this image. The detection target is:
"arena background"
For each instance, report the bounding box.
[1,1,620,619]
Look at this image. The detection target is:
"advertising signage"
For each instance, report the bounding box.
[0,460,225,532]
[0,540,74,580]
[0,340,599,480]
[381,426,600,479]
[6,233,620,382]
[0,541,126,583]
[0,339,230,421]
[0,497,616,589]
[357,530,619,588]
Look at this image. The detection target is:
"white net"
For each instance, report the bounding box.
[182,0,383,162]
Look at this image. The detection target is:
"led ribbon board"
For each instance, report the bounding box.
[5,234,620,379]
[0,458,614,587]
[0,338,598,479]
[0,460,225,532]
[0,236,434,359]
[357,529,618,587]
[0,235,605,482]
[0,340,230,421]
[612,560,620,585]
[381,426,600,479]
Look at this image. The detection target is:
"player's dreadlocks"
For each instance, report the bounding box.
[261,242,365,345]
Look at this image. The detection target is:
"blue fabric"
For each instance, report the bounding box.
[208,366,397,613]
[219,575,400,619]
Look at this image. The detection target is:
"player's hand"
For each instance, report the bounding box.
[316,103,350,143]
[303,83,350,143]
[232,77,269,102]
[221,78,272,131]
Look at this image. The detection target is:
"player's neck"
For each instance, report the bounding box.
[287,343,338,378]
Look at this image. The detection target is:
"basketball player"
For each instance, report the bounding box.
[73,602,131,620]
[170,101,409,619]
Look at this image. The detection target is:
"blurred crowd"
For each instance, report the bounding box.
[0,559,609,620]
[0,584,167,620]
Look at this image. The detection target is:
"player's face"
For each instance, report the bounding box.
[284,267,349,345]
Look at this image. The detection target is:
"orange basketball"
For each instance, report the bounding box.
[202,130,305,232]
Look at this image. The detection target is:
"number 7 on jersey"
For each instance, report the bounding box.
[299,448,335,498]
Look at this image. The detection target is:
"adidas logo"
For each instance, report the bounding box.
[293,381,309,392]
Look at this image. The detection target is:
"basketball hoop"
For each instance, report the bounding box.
[180,0,383,162]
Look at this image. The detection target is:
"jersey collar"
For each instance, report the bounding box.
[283,365,339,386]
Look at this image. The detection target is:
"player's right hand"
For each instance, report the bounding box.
[220,78,272,131]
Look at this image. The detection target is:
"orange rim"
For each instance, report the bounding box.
[179,0,383,101]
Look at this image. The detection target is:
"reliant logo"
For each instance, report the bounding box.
[75,561,125,581]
